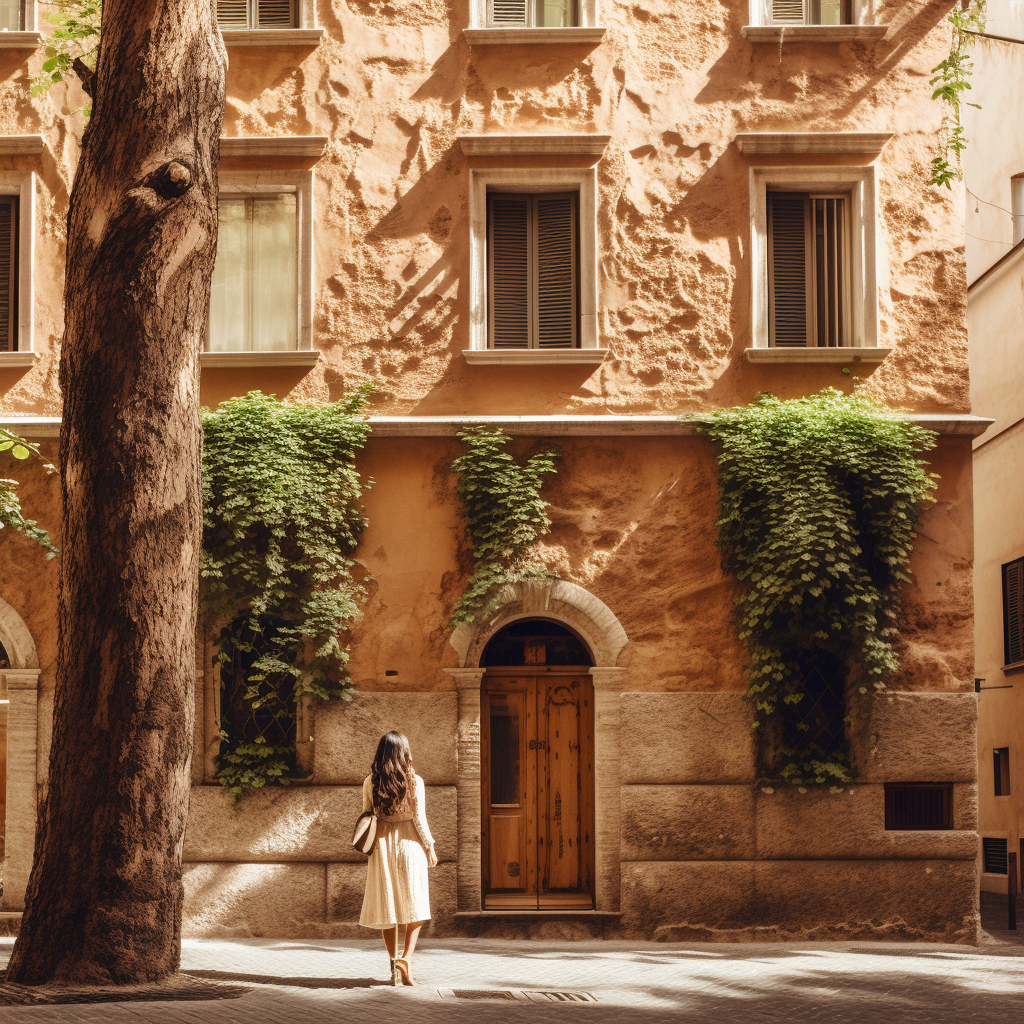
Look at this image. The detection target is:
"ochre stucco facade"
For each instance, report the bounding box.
[0,0,985,941]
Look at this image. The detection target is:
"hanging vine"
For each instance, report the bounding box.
[201,390,372,798]
[0,427,58,557]
[698,391,937,789]
[450,427,559,626]
[930,0,987,189]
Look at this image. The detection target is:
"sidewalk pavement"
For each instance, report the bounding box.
[2,931,1023,1024]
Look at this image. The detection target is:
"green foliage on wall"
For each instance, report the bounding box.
[201,390,372,797]
[31,1,101,116]
[450,427,559,625]
[699,390,938,789]
[930,0,986,189]
[0,428,57,558]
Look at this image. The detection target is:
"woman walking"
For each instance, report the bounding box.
[360,730,437,986]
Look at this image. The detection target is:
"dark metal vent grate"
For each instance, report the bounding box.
[884,783,953,830]
[452,991,517,1000]
[983,837,1009,875]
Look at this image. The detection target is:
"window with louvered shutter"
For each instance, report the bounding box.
[764,0,850,24]
[1004,557,1024,666]
[488,192,578,350]
[490,0,528,26]
[768,190,849,348]
[0,198,18,354]
[488,0,578,27]
[217,0,296,28]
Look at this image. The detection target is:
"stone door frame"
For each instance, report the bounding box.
[0,595,41,911]
[446,581,627,913]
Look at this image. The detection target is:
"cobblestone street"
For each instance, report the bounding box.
[2,926,1024,1024]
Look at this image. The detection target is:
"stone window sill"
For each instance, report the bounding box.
[464,348,608,366]
[463,27,606,46]
[220,28,324,47]
[1002,661,1024,676]
[745,347,890,365]
[0,31,42,49]
[741,25,888,44]
[0,351,40,368]
[202,350,320,369]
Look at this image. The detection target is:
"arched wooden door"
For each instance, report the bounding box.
[480,621,594,910]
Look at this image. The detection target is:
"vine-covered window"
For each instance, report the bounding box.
[216,0,296,29]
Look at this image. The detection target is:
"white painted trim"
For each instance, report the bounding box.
[469,166,600,353]
[215,169,316,352]
[741,25,887,43]
[0,32,41,48]
[749,165,881,350]
[201,350,320,369]
[463,27,606,45]
[0,352,39,368]
[463,348,608,365]
[23,0,36,31]
[736,132,892,156]
[0,171,35,354]
[471,0,599,28]
[220,137,327,159]
[220,28,323,47]
[745,346,890,364]
[0,136,43,156]
[459,134,610,157]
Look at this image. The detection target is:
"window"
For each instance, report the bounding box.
[487,192,579,349]
[995,747,1011,797]
[0,0,22,31]
[1004,557,1024,666]
[762,0,850,24]
[0,197,18,353]
[208,193,297,353]
[216,0,296,28]
[984,837,1009,875]
[489,0,578,27]
[884,784,953,830]
[768,191,850,348]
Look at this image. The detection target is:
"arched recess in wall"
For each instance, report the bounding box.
[0,595,39,670]
[448,580,629,670]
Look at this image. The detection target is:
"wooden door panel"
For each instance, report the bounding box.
[543,680,583,893]
[488,813,525,891]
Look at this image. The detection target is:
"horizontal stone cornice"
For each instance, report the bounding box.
[219,136,328,159]
[735,132,893,156]
[0,136,45,156]
[458,134,612,157]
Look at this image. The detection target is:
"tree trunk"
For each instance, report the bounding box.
[6,1,226,987]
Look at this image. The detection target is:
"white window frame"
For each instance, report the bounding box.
[749,0,873,25]
[212,169,314,355]
[468,167,601,362]
[470,0,599,28]
[0,171,35,359]
[750,165,881,351]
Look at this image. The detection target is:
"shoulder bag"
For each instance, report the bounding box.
[352,808,377,855]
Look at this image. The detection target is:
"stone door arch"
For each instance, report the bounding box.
[0,595,41,911]
[446,581,627,914]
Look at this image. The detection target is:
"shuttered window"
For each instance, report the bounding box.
[768,191,850,347]
[0,0,22,32]
[0,198,18,354]
[983,837,1009,875]
[208,194,298,352]
[1004,557,1024,666]
[488,0,578,27]
[764,0,850,24]
[216,0,296,28]
[488,192,578,350]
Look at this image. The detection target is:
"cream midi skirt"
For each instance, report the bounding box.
[359,819,431,929]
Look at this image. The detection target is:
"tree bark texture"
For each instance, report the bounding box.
[6,1,226,986]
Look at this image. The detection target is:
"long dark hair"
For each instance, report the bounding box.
[371,731,414,816]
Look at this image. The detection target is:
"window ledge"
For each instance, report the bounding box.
[220,28,324,47]
[736,132,893,156]
[745,347,891,365]
[741,25,888,44]
[0,31,42,49]
[0,351,39,368]
[201,350,320,369]
[463,348,608,366]
[0,135,44,156]
[1002,661,1024,676]
[220,136,328,160]
[462,26,606,46]
[459,134,611,158]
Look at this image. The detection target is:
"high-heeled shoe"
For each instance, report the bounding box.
[390,958,399,987]
[394,958,415,987]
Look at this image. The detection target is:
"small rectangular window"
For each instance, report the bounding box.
[209,194,297,352]
[488,0,578,27]
[983,837,1009,875]
[994,747,1011,796]
[216,0,296,29]
[884,783,953,831]
[764,0,851,25]
[1004,557,1024,666]
[0,0,22,31]
[768,191,850,348]
[488,192,579,350]
[0,197,18,353]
